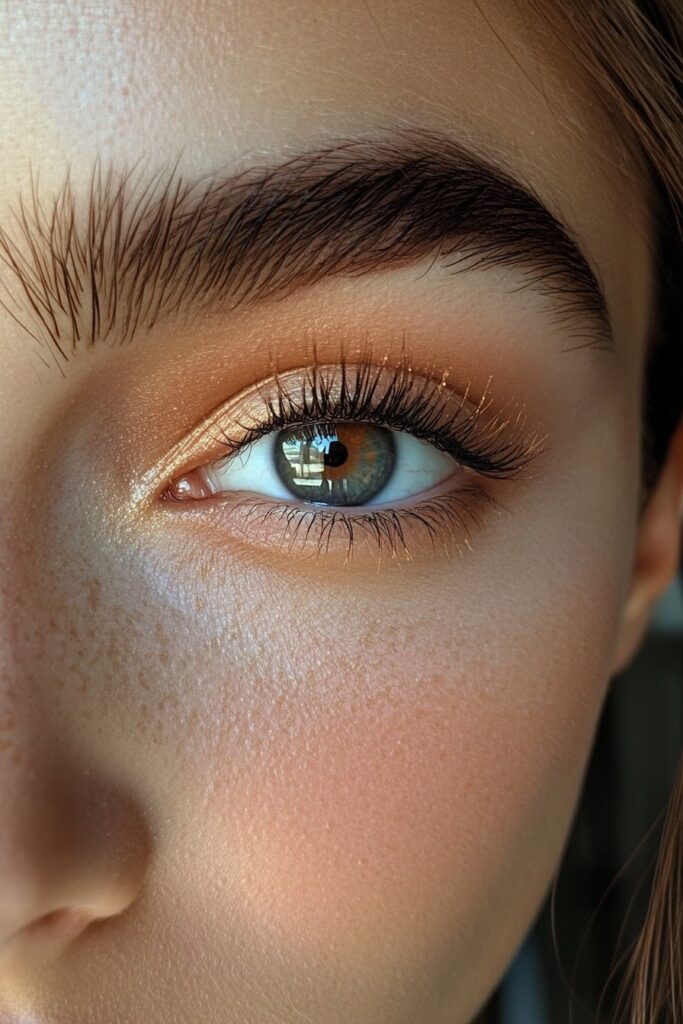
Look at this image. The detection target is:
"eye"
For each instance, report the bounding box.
[158,358,547,561]
[172,421,460,507]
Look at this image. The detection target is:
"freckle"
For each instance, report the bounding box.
[138,702,150,734]
[86,577,101,611]
[121,85,130,97]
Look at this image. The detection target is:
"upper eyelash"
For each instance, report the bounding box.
[207,351,546,479]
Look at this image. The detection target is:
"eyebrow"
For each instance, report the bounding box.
[0,128,613,365]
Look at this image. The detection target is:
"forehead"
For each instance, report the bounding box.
[0,0,652,355]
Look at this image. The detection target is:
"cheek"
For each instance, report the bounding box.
[135,547,620,1013]
[23,411,633,1020]
[30,529,617,1019]
[197,600,607,940]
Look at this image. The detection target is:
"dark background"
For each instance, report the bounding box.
[479,570,683,1024]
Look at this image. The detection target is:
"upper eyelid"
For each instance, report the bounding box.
[217,365,544,470]
[162,362,469,468]
[207,364,468,455]
[153,360,548,505]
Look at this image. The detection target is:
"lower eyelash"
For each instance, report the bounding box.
[207,484,501,563]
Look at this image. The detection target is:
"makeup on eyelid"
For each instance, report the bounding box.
[153,354,547,561]
[70,250,612,519]
[67,255,613,570]
[157,356,545,480]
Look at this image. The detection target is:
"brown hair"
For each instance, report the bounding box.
[611,769,683,1022]
[527,2,683,1022]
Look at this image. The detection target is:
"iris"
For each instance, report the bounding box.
[274,422,396,505]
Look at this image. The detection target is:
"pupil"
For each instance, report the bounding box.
[275,422,395,506]
[323,439,348,468]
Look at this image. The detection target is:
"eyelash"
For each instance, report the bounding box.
[163,352,546,561]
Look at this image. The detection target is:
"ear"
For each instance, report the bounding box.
[611,416,683,677]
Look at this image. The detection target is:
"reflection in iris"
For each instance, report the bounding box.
[275,423,396,505]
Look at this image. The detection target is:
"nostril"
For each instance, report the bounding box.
[24,907,93,941]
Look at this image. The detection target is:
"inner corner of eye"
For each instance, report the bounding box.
[164,464,218,501]
[164,436,265,502]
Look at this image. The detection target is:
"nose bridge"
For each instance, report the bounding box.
[0,480,91,789]
[0,528,69,934]
[0,338,96,737]
[0,509,48,746]
[0,532,33,733]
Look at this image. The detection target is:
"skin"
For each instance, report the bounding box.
[0,1,682,1022]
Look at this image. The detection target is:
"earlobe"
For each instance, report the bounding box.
[611,417,683,677]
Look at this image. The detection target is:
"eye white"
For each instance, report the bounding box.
[204,427,459,506]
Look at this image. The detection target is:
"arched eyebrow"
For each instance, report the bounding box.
[0,128,612,364]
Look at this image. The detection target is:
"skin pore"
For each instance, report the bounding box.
[1,2,682,1023]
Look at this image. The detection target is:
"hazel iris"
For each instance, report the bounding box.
[274,422,396,506]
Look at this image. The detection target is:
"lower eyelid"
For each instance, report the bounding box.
[160,476,503,565]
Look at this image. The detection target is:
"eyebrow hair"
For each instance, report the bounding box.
[0,128,613,366]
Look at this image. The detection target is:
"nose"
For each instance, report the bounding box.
[0,521,150,977]
[0,731,149,964]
